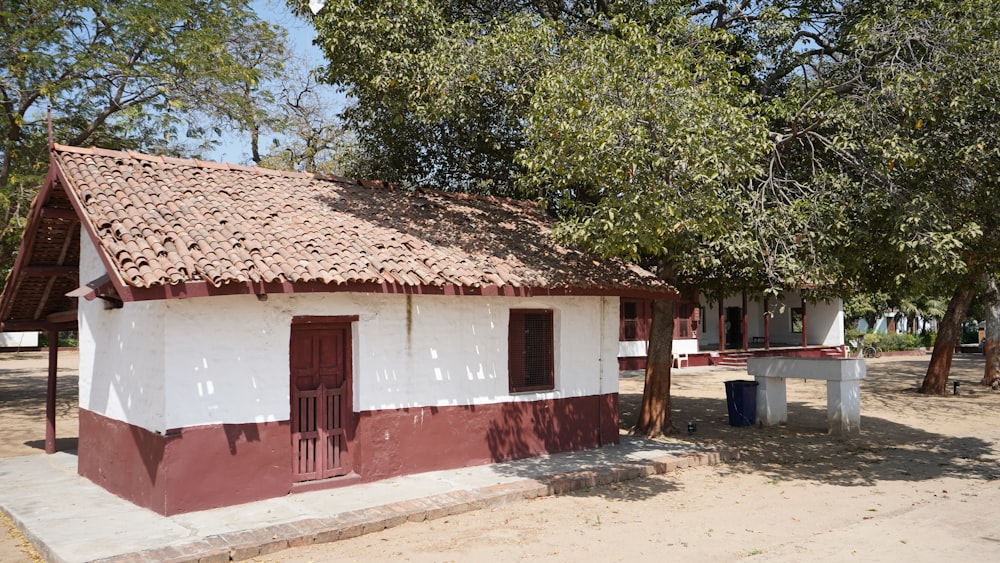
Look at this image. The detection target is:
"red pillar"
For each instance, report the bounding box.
[718,297,725,351]
[741,291,749,350]
[801,299,808,348]
[46,329,58,454]
[764,296,771,350]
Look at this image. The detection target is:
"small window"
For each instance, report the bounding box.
[622,301,638,340]
[674,303,691,338]
[509,309,554,392]
[791,307,804,333]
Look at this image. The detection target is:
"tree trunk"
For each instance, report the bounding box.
[920,282,976,394]
[634,299,675,437]
[982,274,1000,387]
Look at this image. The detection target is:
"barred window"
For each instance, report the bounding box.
[791,307,804,333]
[508,309,554,392]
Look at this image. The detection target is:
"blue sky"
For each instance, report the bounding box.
[206,0,345,164]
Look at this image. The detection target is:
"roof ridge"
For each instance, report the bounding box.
[50,144,340,182]
[51,144,543,215]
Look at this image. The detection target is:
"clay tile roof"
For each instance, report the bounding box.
[55,144,672,294]
[0,145,671,327]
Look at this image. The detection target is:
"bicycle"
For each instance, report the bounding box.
[863,341,882,359]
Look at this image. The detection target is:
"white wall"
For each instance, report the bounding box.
[618,338,698,358]
[810,298,845,346]
[700,292,844,348]
[0,332,38,347]
[78,238,167,431]
[78,246,621,433]
[160,293,619,430]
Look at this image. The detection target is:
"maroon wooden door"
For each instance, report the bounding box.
[290,320,353,481]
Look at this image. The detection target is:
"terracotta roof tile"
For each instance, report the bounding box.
[48,144,670,295]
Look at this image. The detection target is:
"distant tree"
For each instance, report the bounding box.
[0,0,286,283]
[257,70,353,175]
[845,293,891,333]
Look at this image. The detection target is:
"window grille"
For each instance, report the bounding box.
[509,309,554,392]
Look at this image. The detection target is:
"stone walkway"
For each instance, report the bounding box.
[0,438,733,563]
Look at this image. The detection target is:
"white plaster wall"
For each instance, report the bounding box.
[618,338,698,358]
[599,297,620,395]
[766,295,802,346]
[699,292,845,348]
[619,340,646,358]
[78,238,167,431]
[673,339,699,354]
[157,292,621,430]
[0,332,38,347]
[809,298,845,346]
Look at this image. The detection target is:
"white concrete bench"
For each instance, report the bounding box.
[746,357,866,437]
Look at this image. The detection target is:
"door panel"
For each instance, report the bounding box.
[290,322,353,481]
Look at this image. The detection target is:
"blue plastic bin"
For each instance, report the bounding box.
[724,380,758,427]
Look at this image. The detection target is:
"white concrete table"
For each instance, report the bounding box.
[746,357,867,436]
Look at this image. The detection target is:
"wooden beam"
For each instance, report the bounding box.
[718,297,725,351]
[741,291,749,350]
[32,277,58,322]
[764,296,771,350]
[45,329,58,454]
[801,299,808,348]
[23,265,78,277]
[0,319,76,332]
[46,309,78,324]
[40,207,78,221]
[32,222,78,321]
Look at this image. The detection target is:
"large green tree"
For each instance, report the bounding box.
[837,0,1000,393]
[301,0,1000,424]
[300,0,859,436]
[0,0,285,282]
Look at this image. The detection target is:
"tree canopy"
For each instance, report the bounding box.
[300,0,1000,414]
[0,0,289,282]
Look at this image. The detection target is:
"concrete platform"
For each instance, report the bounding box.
[0,438,733,563]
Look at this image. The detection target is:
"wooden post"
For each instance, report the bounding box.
[801,299,808,348]
[718,297,725,351]
[741,291,749,350]
[46,329,58,454]
[764,296,771,350]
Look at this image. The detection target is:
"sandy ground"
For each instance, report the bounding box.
[2,351,999,562]
[0,349,79,562]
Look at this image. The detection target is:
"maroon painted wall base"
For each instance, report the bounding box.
[78,409,291,515]
[77,392,620,515]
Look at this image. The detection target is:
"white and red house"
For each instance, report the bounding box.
[0,145,673,515]
[618,294,845,369]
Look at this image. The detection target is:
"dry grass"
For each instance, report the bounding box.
[0,512,42,562]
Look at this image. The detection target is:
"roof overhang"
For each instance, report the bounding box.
[0,158,82,332]
[1,147,677,326]
[107,278,677,303]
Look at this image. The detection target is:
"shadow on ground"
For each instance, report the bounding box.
[0,370,78,419]
[23,438,79,452]
[621,355,1000,488]
[483,435,693,501]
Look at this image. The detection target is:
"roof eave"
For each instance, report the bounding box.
[0,161,63,322]
[112,279,677,303]
[49,146,136,303]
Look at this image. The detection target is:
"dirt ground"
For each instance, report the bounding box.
[0,350,78,562]
[2,351,999,562]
